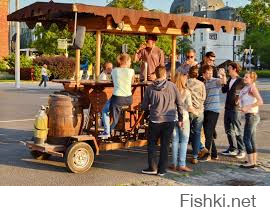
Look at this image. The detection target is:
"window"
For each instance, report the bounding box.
[238,35,241,41]
[200,32,203,42]
[193,33,196,42]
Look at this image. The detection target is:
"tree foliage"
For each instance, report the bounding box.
[240,0,270,68]
[107,0,144,10]
[240,0,270,30]
[31,24,72,55]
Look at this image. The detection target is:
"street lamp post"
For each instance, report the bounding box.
[15,0,20,88]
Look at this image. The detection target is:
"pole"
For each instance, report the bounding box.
[75,49,80,86]
[95,30,101,79]
[232,35,236,61]
[171,35,177,79]
[15,0,20,88]
[249,45,252,71]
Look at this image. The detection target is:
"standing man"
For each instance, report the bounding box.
[176,49,199,75]
[221,62,245,158]
[39,64,48,88]
[99,62,113,81]
[200,65,226,161]
[134,34,165,82]
[141,66,183,176]
[198,51,218,82]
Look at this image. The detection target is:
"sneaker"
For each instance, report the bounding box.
[191,158,198,164]
[235,151,246,159]
[177,166,193,172]
[221,149,238,156]
[211,156,219,160]
[98,131,110,139]
[199,155,211,162]
[157,171,167,177]
[198,148,208,158]
[141,168,157,175]
[239,164,255,169]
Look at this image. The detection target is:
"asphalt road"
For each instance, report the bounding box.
[0,80,270,185]
[0,82,179,186]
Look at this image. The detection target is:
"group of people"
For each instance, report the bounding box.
[96,34,264,176]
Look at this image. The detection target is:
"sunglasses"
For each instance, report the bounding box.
[186,56,194,59]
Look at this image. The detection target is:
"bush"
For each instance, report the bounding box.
[33,56,75,79]
[7,68,34,80]
[0,59,9,72]
[5,53,33,68]
[240,70,270,78]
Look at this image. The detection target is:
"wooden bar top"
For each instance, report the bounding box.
[53,79,152,88]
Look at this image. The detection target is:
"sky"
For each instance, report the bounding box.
[15,0,249,13]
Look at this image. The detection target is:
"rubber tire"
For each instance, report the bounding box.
[65,142,94,173]
[30,150,51,160]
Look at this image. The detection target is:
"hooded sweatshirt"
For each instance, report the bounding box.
[141,79,183,123]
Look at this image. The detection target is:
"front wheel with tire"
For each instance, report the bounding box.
[30,150,51,160]
[65,142,94,173]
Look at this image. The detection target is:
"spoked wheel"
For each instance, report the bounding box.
[30,150,51,160]
[65,142,94,173]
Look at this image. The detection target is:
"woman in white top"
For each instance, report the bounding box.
[239,72,263,168]
[170,72,194,172]
[99,54,134,139]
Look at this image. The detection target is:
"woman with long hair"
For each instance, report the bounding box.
[239,72,263,168]
[170,72,194,172]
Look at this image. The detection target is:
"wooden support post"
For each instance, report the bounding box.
[171,35,177,79]
[75,49,80,86]
[95,30,101,79]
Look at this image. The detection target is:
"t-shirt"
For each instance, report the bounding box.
[99,71,111,81]
[136,46,165,81]
[112,67,134,97]
[41,67,47,76]
[204,78,222,113]
[229,78,237,90]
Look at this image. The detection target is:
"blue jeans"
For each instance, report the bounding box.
[189,112,204,159]
[224,109,244,152]
[39,75,47,87]
[102,99,111,134]
[244,113,260,154]
[171,118,190,167]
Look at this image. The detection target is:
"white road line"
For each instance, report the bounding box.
[0,119,35,123]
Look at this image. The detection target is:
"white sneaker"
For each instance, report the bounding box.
[235,152,246,159]
[221,149,238,156]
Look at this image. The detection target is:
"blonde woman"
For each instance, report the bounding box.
[170,71,194,172]
[239,72,263,168]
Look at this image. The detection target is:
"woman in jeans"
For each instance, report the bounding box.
[170,72,194,172]
[239,72,263,168]
[99,54,134,139]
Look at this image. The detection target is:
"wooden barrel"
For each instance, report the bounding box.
[47,94,84,145]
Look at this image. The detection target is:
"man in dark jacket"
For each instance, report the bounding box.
[141,66,183,176]
[198,51,218,82]
[221,62,245,158]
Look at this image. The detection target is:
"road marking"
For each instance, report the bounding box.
[0,119,34,123]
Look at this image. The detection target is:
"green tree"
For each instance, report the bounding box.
[240,0,270,30]
[31,24,72,55]
[240,0,270,68]
[107,0,144,10]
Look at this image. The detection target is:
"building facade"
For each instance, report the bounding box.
[0,0,9,58]
[170,0,245,65]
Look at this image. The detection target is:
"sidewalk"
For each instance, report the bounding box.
[0,81,63,90]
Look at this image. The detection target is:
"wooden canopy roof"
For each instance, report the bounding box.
[7,1,246,35]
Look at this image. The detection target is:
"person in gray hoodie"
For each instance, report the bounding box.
[141,66,183,176]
